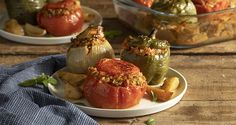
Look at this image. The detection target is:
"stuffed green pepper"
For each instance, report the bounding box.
[152,0,197,23]
[120,30,170,85]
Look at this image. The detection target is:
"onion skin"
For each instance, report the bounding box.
[66,40,115,74]
[66,25,115,74]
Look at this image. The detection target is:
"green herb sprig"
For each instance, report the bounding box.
[18,73,57,87]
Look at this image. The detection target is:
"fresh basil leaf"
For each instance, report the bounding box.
[18,79,38,87]
[47,77,57,85]
[146,118,155,125]
[18,73,57,87]
[42,80,49,87]
[42,77,57,87]
[36,73,47,83]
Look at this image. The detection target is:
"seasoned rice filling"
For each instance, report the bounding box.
[123,36,169,56]
[70,26,105,48]
[42,1,81,17]
[88,67,146,87]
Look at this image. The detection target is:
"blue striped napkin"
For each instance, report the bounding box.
[0,54,98,125]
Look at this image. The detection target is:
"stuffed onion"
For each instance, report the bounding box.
[66,26,115,73]
[120,30,170,85]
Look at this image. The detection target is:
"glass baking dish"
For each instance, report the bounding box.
[113,0,236,48]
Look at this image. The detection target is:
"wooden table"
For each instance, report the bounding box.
[0,1,236,125]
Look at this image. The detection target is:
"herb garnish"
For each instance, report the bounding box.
[18,73,57,87]
[146,118,155,125]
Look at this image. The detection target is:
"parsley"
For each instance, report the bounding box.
[18,73,57,87]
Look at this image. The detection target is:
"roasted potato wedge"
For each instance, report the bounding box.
[161,77,180,92]
[24,23,47,37]
[64,81,83,100]
[4,19,24,36]
[57,71,87,100]
[146,86,173,102]
[57,71,86,86]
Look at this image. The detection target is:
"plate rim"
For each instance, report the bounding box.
[48,67,187,118]
[0,6,103,45]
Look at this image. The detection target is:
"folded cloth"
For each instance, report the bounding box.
[0,54,98,125]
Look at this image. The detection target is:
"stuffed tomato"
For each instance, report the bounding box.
[83,58,147,109]
[37,0,84,36]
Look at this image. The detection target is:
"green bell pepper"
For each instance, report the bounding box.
[152,0,197,23]
[121,30,170,85]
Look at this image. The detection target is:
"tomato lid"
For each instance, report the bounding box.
[96,58,140,76]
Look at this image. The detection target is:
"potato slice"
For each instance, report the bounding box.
[24,23,47,37]
[161,77,180,92]
[57,71,86,86]
[4,19,24,36]
[64,81,83,100]
[57,71,87,100]
[146,86,173,102]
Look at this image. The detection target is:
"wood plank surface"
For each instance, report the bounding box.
[95,101,236,125]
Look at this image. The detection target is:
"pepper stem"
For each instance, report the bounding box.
[148,29,158,39]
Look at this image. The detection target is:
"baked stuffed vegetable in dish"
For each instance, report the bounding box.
[152,0,197,23]
[66,25,115,74]
[114,0,236,48]
[120,30,170,85]
[5,0,46,24]
[83,58,147,109]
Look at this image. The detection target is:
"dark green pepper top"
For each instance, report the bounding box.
[121,31,170,85]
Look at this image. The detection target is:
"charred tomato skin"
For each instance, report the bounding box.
[83,58,147,109]
[37,0,84,36]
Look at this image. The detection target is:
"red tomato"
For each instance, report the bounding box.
[37,0,84,36]
[83,77,146,109]
[193,0,230,14]
[83,58,147,109]
[133,0,153,8]
[96,58,140,76]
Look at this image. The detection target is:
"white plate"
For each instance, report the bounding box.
[48,67,187,118]
[0,6,102,45]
